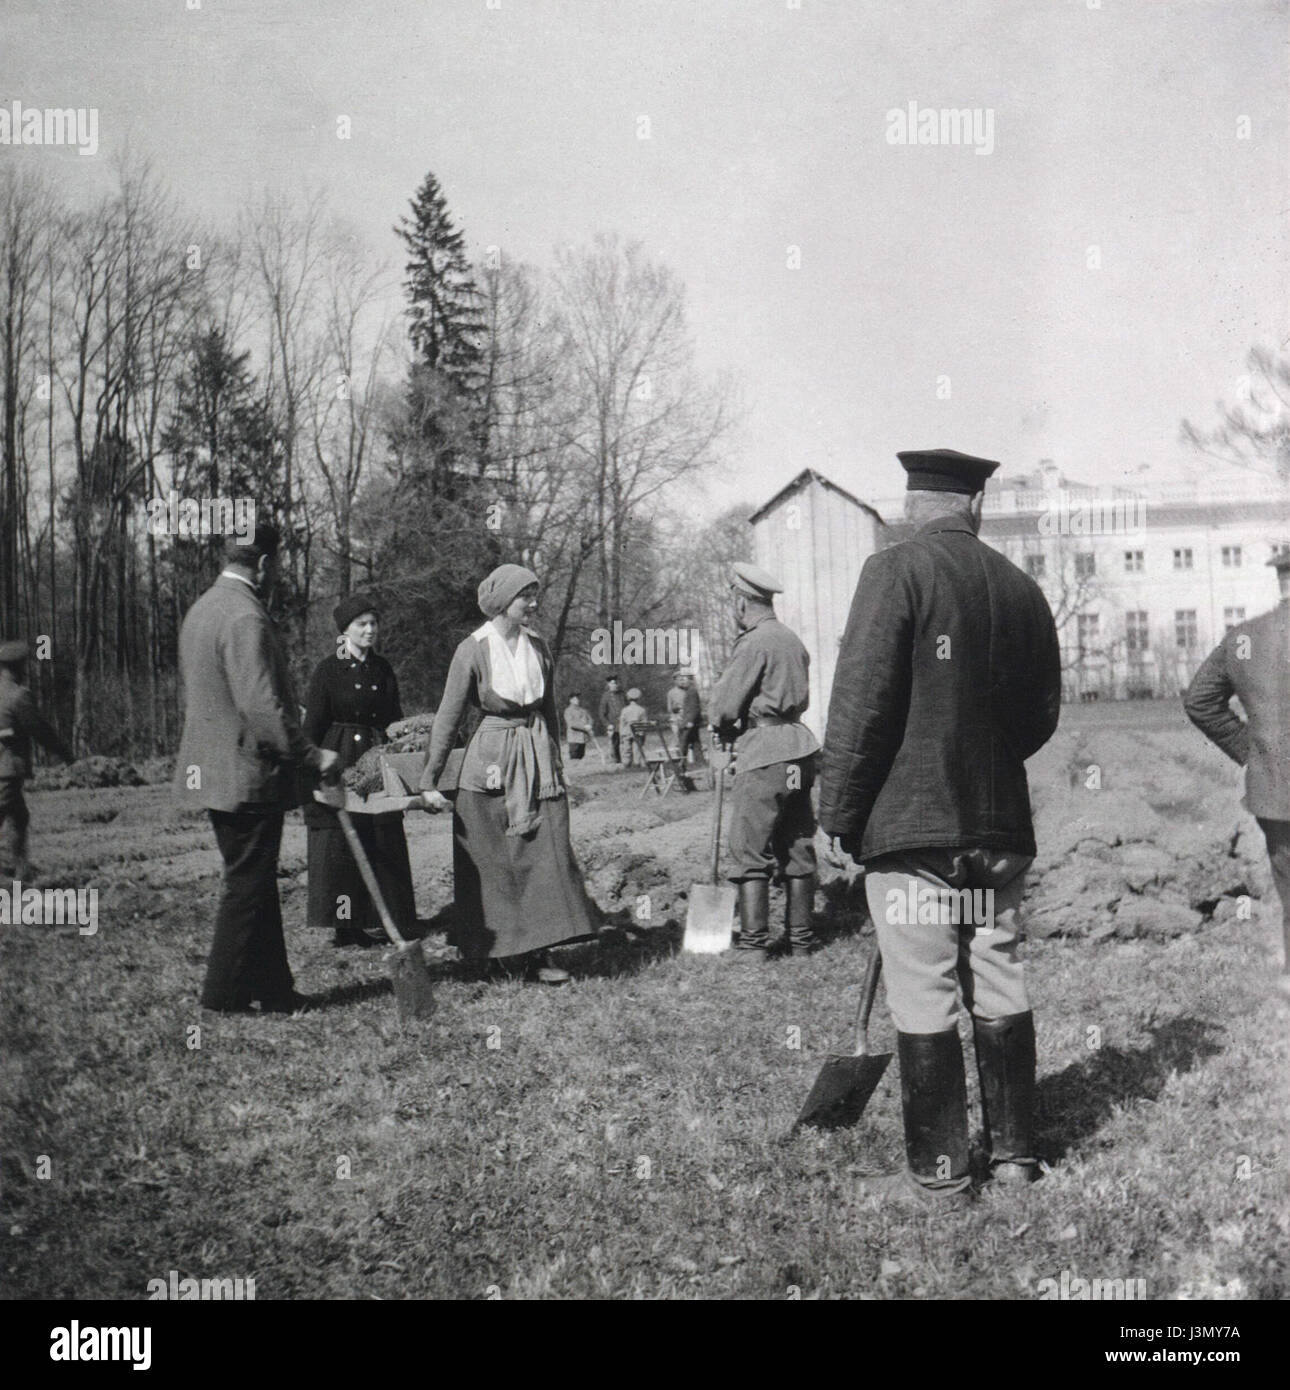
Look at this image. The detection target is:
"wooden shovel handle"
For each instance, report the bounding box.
[335,807,408,949]
[708,755,727,885]
[851,945,883,1057]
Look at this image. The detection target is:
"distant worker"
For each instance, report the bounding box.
[620,688,647,767]
[820,449,1061,1203]
[564,692,594,761]
[667,668,703,765]
[0,640,72,878]
[709,562,820,960]
[1184,547,1290,1003]
[600,675,626,766]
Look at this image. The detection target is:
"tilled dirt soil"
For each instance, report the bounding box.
[17,699,1274,949]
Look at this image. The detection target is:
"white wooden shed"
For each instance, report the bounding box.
[749,469,889,738]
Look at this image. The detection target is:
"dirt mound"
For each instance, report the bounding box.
[33,756,147,791]
[1023,727,1267,941]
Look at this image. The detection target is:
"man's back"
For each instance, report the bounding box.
[1184,602,1290,819]
[820,515,1061,859]
[175,576,309,812]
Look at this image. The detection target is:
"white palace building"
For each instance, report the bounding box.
[749,461,1290,720]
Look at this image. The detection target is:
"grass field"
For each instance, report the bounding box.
[2,699,1287,1300]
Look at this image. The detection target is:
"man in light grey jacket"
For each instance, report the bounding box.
[175,525,337,1012]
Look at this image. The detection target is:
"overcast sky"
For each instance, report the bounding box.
[5,0,1286,513]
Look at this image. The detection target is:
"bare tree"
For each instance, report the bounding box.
[0,166,53,628]
[307,236,394,595]
[550,234,729,630]
[244,189,330,649]
[1182,345,1290,480]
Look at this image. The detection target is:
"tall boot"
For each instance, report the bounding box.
[896,1030,972,1198]
[733,879,770,961]
[973,1011,1039,1184]
[785,875,818,954]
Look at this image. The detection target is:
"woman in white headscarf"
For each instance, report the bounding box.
[420,564,601,982]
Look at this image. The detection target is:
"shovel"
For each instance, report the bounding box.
[334,804,436,1021]
[791,944,891,1132]
[683,747,736,953]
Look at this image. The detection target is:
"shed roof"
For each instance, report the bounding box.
[749,468,887,526]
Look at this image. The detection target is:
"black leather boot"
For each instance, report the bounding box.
[733,879,770,960]
[973,1011,1039,1185]
[896,1030,972,1198]
[785,875,818,955]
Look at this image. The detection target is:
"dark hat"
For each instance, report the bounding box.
[1268,547,1290,572]
[731,561,783,601]
[477,563,539,617]
[605,674,621,685]
[0,639,29,666]
[898,448,1000,495]
[334,592,380,632]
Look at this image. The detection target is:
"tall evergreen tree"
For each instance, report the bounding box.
[394,172,485,393]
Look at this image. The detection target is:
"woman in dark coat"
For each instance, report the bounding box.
[305,593,417,947]
[419,564,601,983]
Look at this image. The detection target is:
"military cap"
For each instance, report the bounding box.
[898,447,1001,495]
[0,639,29,666]
[626,687,642,700]
[1266,546,1290,572]
[730,561,783,601]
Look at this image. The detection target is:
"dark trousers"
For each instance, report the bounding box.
[203,808,292,1010]
[677,724,702,764]
[726,757,818,882]
[608,730,621,763]
[0,776,30,870]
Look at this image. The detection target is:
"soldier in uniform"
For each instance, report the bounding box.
[1184,548,1290,1003]
[709,562,820,960]
[0,640,72,877]
[820,450,1061,1202]
[667,669,703,766]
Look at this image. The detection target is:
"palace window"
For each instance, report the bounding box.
[1224,607,1245,631]
[1124,550,1144,573]
[1221,546,1242,568]
[1077,612,1100,652]
[1173,548,1194,570]
[1125,611,1149,654]
[1075,552,1096,579]
[1175,609,1198,648]
[1025,554,1045,580]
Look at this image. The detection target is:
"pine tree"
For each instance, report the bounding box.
[394,172,485,393]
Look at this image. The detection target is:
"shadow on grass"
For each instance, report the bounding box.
[1036,1015,1225,1162]
[406,906,683,983]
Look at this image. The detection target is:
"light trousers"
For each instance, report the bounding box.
[863,846,1033,1033]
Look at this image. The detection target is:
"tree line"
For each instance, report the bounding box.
[0,160,745,758]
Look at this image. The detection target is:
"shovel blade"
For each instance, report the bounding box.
[389,942,436,1020]
[683,883,736,954]
[793,1052,892,1132]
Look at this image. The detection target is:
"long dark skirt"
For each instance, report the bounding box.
[305,808,417,938]
[451,790,601,960]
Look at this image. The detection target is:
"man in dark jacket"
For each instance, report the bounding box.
[175,525,337,1013]
[599,676,626,766]
[710,563,820,958]
[0,641,72,876]
[820,449,1061,1201]
[1184,549,1290,1002]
